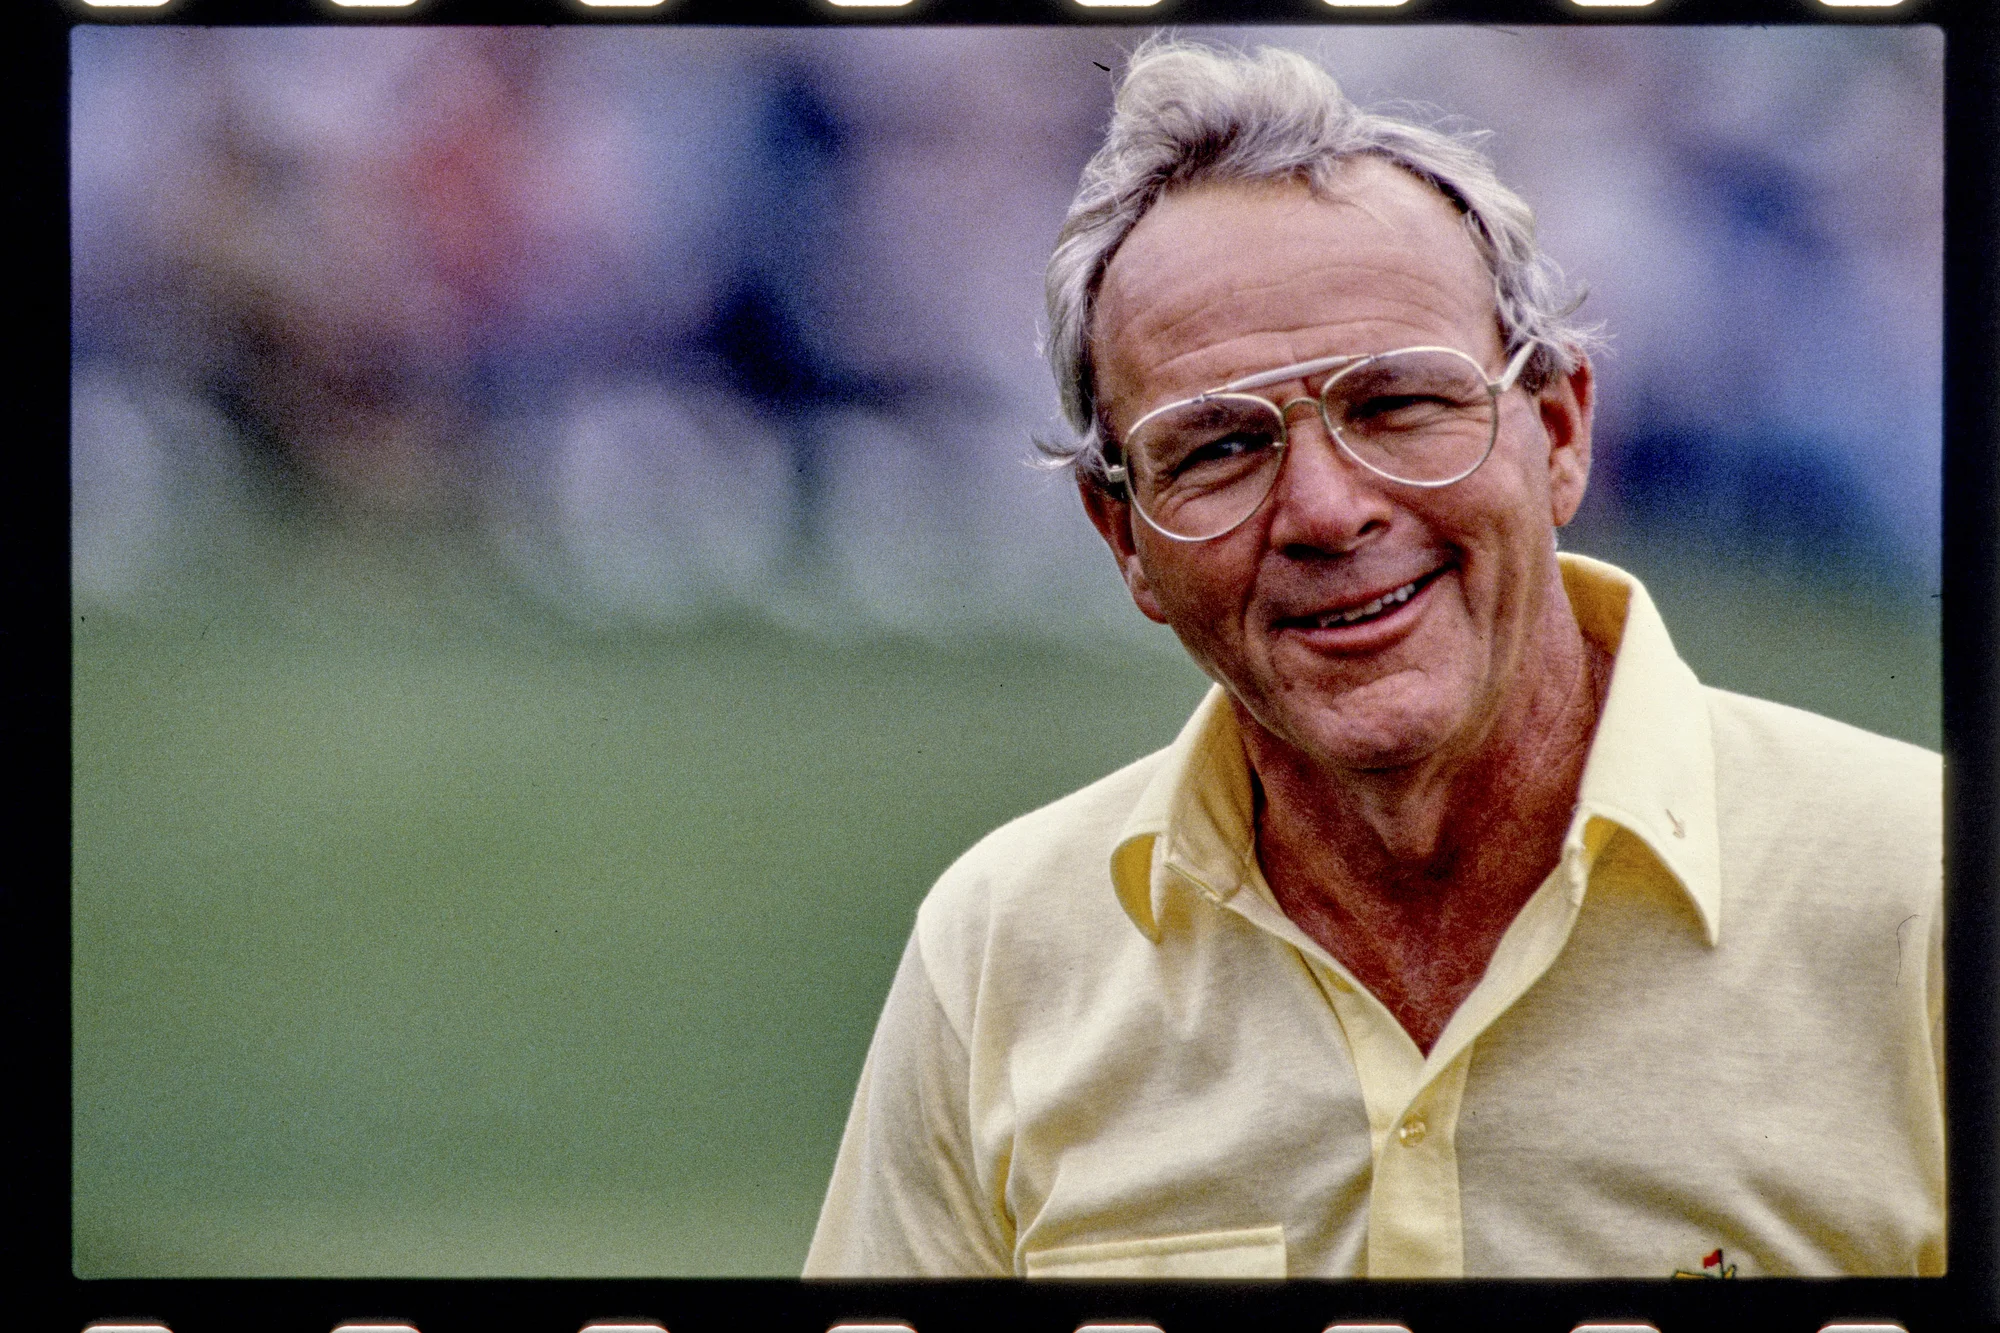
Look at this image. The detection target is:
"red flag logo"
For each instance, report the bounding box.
[1674,1247,1737,1278]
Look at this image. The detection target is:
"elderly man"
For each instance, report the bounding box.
[804,40,1943,1279]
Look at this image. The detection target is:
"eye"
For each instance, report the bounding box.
[1180,429,1275,470]
[1129,397,1285,486]
[1348,392,1458,425]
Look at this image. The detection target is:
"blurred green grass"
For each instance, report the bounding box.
[72,530,1938,1276]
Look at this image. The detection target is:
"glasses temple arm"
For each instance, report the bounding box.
[1496,341,1539,392]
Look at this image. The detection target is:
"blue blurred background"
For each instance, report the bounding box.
[71,26,1942,1276]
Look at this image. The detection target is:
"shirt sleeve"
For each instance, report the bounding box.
[803,928,1013,1276]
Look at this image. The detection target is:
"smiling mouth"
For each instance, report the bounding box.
[1291,565,1448,630]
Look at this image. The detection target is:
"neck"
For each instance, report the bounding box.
[1242,561,1613,1051]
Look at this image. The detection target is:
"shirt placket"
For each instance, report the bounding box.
[1317,969,1474,1277]
[1209,832,1600,1278]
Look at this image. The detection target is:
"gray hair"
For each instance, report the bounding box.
[1041,36,1601,486]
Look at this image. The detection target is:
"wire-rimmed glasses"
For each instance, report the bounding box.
[1104,342,1539,542]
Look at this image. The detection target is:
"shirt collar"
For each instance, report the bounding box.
[1109,553,1722,947]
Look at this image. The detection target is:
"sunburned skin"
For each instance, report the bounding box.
[1083,162,1610,1052]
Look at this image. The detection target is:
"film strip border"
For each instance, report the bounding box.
[50,0,1958,18]
[26,5,2000,1333]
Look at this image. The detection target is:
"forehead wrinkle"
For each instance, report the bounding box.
[1092,170,1501,428]
[1112,241,1493,364]
[1135,275,1497,390]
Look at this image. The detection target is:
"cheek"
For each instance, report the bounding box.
[1420,499,1552,649]
[1139,548,1263,662]
[1442,456,1551,562]
[1139,533,1257,612]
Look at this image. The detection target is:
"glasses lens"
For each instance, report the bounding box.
[1124,395,1287,540]
[1324,349,1497,485]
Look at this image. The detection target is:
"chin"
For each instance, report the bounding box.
[1212,644,1486,774]
[1242,708,1434,775]
[1308,726,1449,774]
[1272,686,1474,774]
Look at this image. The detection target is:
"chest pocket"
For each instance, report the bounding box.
[1023,1224,1287,1278]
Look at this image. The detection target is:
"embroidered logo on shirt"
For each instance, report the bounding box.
[1672,1247,1736,1278]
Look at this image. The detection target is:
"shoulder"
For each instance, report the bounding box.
[911,747,1168,1034]
[917,744,1166,937]
[1702,687,1940,903]
[1703,686,1938,814]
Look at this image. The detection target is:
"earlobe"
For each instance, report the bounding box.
[1078,472,1170,625]
[1539,356,1595,527]
[1124,563,1168,624]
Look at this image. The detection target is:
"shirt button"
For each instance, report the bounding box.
[1397,1117,1427,1147]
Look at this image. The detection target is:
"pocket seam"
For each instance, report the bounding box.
[1023,1223,1287,1278]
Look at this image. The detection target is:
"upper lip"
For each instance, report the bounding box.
[1268,562,1449,627]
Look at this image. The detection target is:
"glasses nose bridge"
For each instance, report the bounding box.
[1271,390,1350,469]
[1257,390,1375,522]
[1275,393,1325,427]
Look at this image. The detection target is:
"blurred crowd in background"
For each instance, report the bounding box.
[71,25,1944,638]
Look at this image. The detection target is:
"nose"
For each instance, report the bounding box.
[1262,398,1396,555]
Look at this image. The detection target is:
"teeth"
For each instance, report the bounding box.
[1318,578,1419,627]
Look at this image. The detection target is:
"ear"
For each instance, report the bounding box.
[1079,472,1170,625]
[1536,355,1595,527]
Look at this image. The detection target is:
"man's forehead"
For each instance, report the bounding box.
[1092,161,1496,397]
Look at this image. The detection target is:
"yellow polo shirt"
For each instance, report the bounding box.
[804,555,1944,1278]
